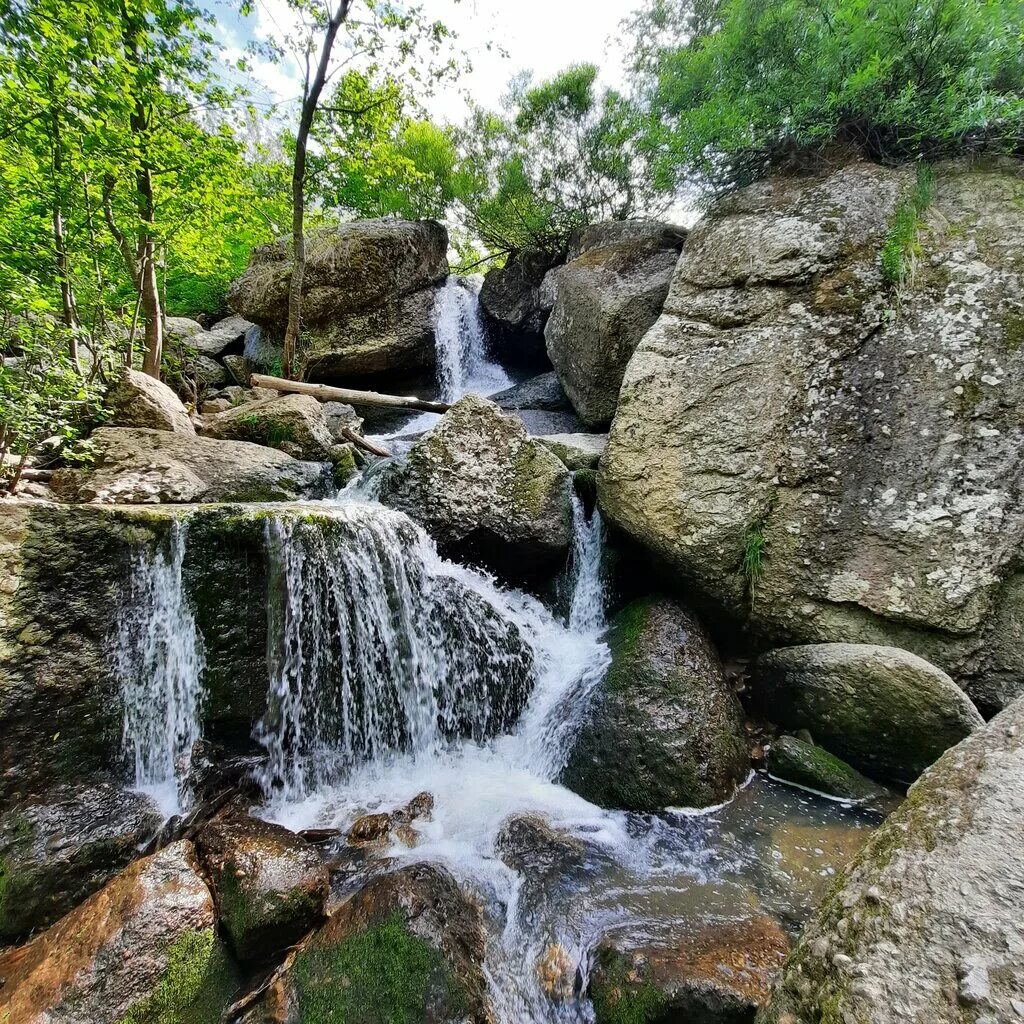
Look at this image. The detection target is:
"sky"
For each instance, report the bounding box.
[210,0,634,127]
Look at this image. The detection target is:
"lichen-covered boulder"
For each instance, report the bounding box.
[754,643,983,784]
[599,160,1024,714]
[591,916,790,1024]
[376,394,572,581]
[479,247,565,363]
[227,219,448,380]
[563,596,749,810]
[0,777,163,941]
[51,426,332,503]
[545,220,686,428]
[201,393,336,460]
[568,219,686,261]
[105,367,196,434]
[197,812,328,962]
[253,863,489,1024]
[0,840,237,1024]
[766,735,895,807]
[758,696,1024,1024]
[537,433,607,470]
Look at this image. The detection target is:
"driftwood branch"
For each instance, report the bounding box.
[341,427,390,458]
[251,373,451,414]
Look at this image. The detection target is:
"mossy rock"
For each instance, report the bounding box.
[562,595,749,810]
[767,735,895,807]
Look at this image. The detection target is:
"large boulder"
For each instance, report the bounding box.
[376,394,573,582]
[252,863,489,1024]
[0,777,163,941]
[479,247,565,364]
[592,917,790,1024]
[0,840,237,1024]
[51,426,332,503]
[563,596,749,810]
[491,371,572,413]
[201,393,336,460]
[105,367,196,434]
[197,812,328,962]
[599,160,1024,714]
[545,220,686,427]
[227,219,449,380]
[754,643,984,784]
[758,696,1024,1024]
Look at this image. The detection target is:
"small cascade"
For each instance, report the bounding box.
[115,520,204,813]
[567,494,606,635]
[255,503,537,803]
[433,276,512,403]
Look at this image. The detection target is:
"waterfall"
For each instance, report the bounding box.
[255,503,538,803]
[115,520,204,813]
[433,276,512,403]
[567,495,606,635]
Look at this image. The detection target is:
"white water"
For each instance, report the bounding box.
[374,276,513,440]
[115,521,205,816]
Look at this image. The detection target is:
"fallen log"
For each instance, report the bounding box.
[251,373,450,414]
[341,427,391,458]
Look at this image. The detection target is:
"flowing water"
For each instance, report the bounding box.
[115,520,205,816]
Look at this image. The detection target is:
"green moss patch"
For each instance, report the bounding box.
[293,911,464,1024]
[591,950,667,1024]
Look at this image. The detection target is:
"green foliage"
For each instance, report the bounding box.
[118,928,236,1024]
[742,523,766,603]
[239,413,294,448]
[293,911,463,1024]
[591,951,667,1024]
[630,0,1024,193]
[880,163,935,288]
[452,64,662,258]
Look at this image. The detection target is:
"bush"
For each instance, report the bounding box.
[633,0,1024,192]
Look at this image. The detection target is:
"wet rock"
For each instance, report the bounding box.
[395,790,434,822]
[538,942,577,1002]
[184,738,265,804]
[0,840,237,1024]
[491,370,573,412]
[546,221,685,427]
[592,916,790,1024]
[51,426,332,504]
[201,393,337,460]
[347,793,435,848]
[0,777,163,941]
[479,247,565,363]
[599,161,1024,714]
[254,863,489,1024]
[494,813,585,878]
[767,735,896,807]
[348,812,393,846]
[754,643,984,784]
[564,596,750,810]
[376,394,572,582]
[758,696,1024,1024]
[537,432,607,470]
[197,812,329,962]
[105,366,196,434]
[228,219,448,380]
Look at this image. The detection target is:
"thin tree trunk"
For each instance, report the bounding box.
[135,156,163,378]
[50,104,80,369]
[282,0,351,380]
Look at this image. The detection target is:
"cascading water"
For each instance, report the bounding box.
[567,494,606,635]
[115,520,205,815]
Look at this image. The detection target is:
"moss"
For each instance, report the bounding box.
[117,928,237,1024]
[238,413,294,448]
[591,951,667,1024]
[608,598,651,673]
[329,445,358,488]
[293,911,464,1024]
[1002,310,1024,351]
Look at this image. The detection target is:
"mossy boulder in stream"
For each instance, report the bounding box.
[0,841,237,1024]
[563,596,749,810]
[753,643,984,785]
[766,736,895,807]
[757,696,1024,1024]
[196,811,328,962]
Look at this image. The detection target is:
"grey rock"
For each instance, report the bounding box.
[758,696,1024,1024]
[491,371,572,412]
[192,353,229,390]
[0,777,163,941]
[563,595,749,810]
[105,367,195,435]
[322,400,364,440]
[376,394,572,582]
[189,314,252,357]
[221,353,251,386]
[51,427,332,504]
[754,643,984,784]
[546,223,685,427]
[568,218,687,261]
[494,813,584,878]
[164,316,204,341]
[537,432,607,470]
[599,160,1024,713]
[201,393,336,460]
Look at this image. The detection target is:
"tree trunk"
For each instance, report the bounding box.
[282,0,351,380]
[250,373,451,413]
[135,155,162,378]
[50,105,80,369]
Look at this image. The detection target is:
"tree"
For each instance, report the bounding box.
[627,0,1024,194]
[452,64,661,260]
